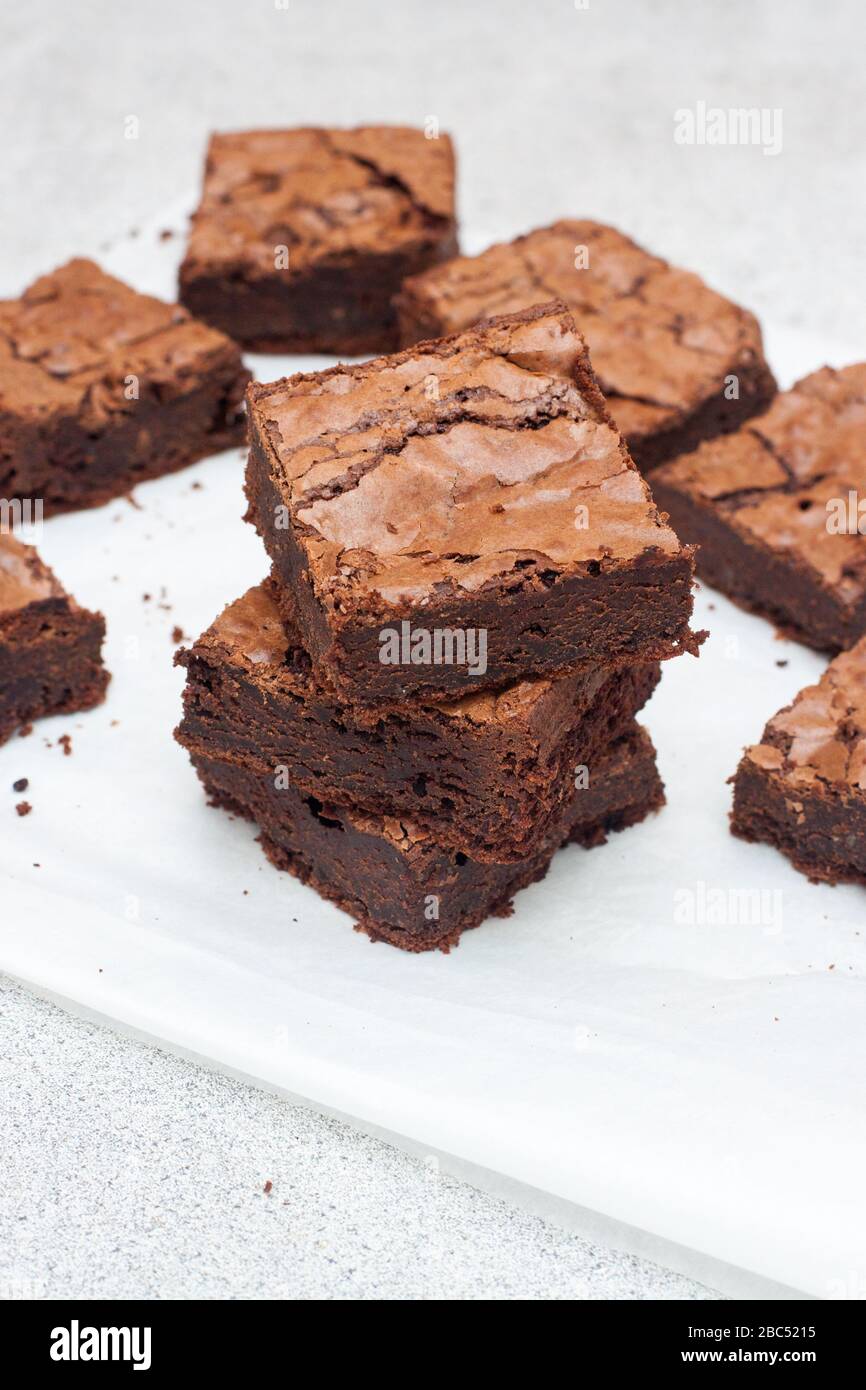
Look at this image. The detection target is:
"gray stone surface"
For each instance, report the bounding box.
[2,0,861,1300]
[0,978,716,1301]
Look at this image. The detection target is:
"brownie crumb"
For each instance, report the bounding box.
[15,801,32,817]
[59,734,73,757]
[263,1180,273,1195]
[12,778,28,793]
[171,625,185,644]
[776,659,788,667]
[159,228,174,241]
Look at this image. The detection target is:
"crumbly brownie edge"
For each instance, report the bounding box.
[187,726,663,952]
[625,357,778,471]
[651,470,860,654]
[2,353,249,518]
[265,542,699,702]
[731,754,866,887]
[176,616,661,861]
[0,603,109,744]
[182,239,458,357]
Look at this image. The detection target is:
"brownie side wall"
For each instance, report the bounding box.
[176,642,660,860]
[0,603,108,743]
[191,750,530,950]
[245,434,337,671]
[189,724,662,951]
[731,757,866,886]
[626,359,778,471]
[275,552,697,703]
[393,291,448,351]
[182,233,457,356]
[1,352,249,516]
[652,475,858,653]
[566,727,665,848]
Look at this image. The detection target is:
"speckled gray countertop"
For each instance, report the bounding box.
[2,0,863,1300]
[0,979,717,1300]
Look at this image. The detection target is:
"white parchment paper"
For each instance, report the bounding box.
[2,222,864,1299]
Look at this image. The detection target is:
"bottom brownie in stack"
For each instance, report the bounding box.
[175,581,664,951]
[189,727,661,951]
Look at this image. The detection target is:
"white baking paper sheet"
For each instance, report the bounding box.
[2,218,865,1300]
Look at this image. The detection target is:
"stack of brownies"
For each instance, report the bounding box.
[176,300,703,950]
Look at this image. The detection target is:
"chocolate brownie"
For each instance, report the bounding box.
[0,259,249,517]
[190,723,664,952]
[731,638,866,885]
[179,127,457,354]
[244,301,702,704]
[0,535,109,743]
[175,577,659,862]
[652,364,866,654]
[394,220,776,470]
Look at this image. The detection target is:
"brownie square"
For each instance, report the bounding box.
[0,259,250,517]
[179,127,458,355]
[731,638,866,885]
[0,535,109,743]
[395,220,776,470]
[175,577,659,862]
[652,364,866,654]
[244,301,702,705]
[190,723,664,952]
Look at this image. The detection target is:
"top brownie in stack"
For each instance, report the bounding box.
[394,220,776,471]
[652,364,866,654]
[244,301,702,705]
[179,126,458,355]
[0,259,249,516]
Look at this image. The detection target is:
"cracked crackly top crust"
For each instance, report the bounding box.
[396,219,769,444]
[246,300,686,609]
[654,363,866,607]
[0,258,243,421]
[743,636,866,791]
[181,126,456,280]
